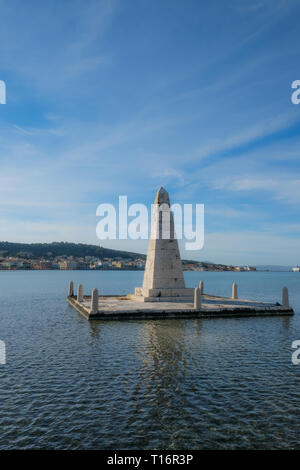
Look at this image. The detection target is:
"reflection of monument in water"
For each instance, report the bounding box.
[133,187,194,302]
[136,320,189,411]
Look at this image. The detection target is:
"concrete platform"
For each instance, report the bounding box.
[67,294,294,321]
[132,287,195,302]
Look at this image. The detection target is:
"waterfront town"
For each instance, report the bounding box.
[0,252,256,272]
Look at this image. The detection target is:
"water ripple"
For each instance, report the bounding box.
[0,271,300,449]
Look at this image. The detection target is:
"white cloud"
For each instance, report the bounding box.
[0,0,118,95]
[196,111,299,160]
[0,218,98,244]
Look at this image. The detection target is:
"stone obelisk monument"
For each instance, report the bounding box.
[134,187,194,302]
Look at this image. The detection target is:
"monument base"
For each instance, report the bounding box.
[130,287,195,302]
[67,293,294,320]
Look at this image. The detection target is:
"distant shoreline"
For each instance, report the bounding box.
[0,268,295,273]
[0,241,296,272]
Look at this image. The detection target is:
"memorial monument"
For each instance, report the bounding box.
[133,186,194,302]
[67,186,294,319]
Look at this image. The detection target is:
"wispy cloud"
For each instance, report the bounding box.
[0,0,117,95]
[195,111,300,160]
[0,0,300,264]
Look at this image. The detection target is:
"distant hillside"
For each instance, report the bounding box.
[0,241,146,261]
[0,241,228,269]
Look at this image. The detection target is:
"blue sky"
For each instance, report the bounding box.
[0,0,300,265]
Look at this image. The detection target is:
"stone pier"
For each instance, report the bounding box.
[67,291,294,320]
[67,187,294,320]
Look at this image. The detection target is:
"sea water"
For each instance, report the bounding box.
[0,270,299,449]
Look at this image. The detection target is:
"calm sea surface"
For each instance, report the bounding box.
[0,270,300,449]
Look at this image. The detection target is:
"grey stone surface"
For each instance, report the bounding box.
[90,288,99,314]
[68,281,74,297]
[232,282,238,300]
[77,284,83,302]
[142,187,185,291]
[282,286,289,307]
[133,287,194,302]
[194,287,202,310]
[68,293,294,321]
[67,186,294,321]
[135,187,193,300]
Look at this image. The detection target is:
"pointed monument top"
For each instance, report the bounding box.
[154,186,170,206]
[133,185,188,299]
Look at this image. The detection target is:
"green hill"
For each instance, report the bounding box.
[0,241,146,260]
[0,241,226,269]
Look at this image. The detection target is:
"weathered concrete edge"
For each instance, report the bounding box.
[67,296,294,321]
[67,296,91,319]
